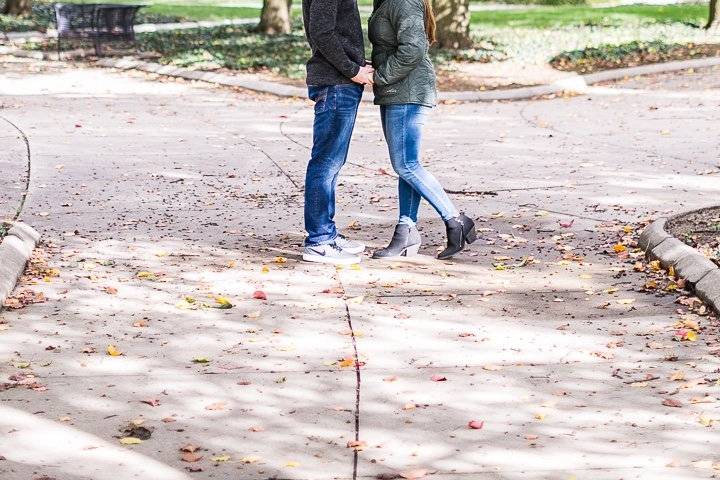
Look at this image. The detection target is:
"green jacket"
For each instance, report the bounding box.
[369,0,437,107]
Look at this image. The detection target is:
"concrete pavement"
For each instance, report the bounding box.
[0,56,719,480]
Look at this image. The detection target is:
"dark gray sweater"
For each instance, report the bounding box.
[302,0,366,86]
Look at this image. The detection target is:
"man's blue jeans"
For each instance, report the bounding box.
[304,84,363,246]
[380,104,459,226]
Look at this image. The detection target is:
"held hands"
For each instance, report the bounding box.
[351,65,375,85]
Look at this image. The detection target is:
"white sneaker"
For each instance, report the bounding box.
[303,242,362,265]
[335,234,366,255]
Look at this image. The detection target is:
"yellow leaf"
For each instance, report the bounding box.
[214,296,233,309]
[106,345,122,356]
[261,265,270,273]
[613,244,627,253]
[273,256,287,264]
[685,330,698,341]
[211,454,231,462]
[136,271,156,280]
[699,415,714,427]
[606,287,619,294]
[285,461,300,468]
[350,264,361,270]
[338,358,355,368]
[649,260,661,271]
[623,225,634,234]
[668,265,675,277]
[534,413,546,421]
[240,455,260,464]
[119,437,142,445]
[193,356,210,363]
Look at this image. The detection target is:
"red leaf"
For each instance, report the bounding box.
[662,398,682,408]
[430,375,447,382]
[252,290,267,300]
[468,420,484,430]
[559,219,574,228]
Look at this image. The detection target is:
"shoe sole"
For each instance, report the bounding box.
[302,253,362,265]
[341,246,366,255]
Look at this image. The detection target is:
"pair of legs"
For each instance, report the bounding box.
[304,84,364,246]
[380,104,459,226]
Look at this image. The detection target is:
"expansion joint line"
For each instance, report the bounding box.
[1,115,32,222]
[335,272,362,480]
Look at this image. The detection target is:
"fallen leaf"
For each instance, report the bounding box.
[662,398,683,408]
[181,452,203,463]
[252,290,267,300]
[119,437,143,445]
[205,402,227,411]
[400,469,427,479]
[468,420,484,429]
[106,345,122,356]
[430,375,447,382]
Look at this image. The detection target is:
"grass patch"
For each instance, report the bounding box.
[471,3,709,28]
[550,39,720,73]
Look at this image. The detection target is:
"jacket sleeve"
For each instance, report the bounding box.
[373,0,427,87]
[307,0,361,79]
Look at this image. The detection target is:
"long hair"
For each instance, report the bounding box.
[423,0,437,45]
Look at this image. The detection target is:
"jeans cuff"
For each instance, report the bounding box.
[398,217,416,227]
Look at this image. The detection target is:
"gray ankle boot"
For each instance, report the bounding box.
[372,224,422,259]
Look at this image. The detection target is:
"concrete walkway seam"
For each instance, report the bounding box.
[641,213,720,314]
[0,222,41,310]
[2,44,720,102]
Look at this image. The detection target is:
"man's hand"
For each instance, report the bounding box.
[351,65,375,85]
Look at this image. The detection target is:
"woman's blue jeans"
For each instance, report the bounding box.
[380,104,459,226]
[304,84,363,246]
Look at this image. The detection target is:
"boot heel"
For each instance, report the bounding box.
[404,243,421,257]
[464,225,477,244]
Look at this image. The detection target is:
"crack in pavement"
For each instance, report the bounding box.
[0,114,32,222]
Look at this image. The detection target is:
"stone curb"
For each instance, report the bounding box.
[0,222,40,310]
[640,212,720,314]
[2,43,720,102]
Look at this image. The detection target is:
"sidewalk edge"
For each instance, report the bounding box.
[0,222,40,311]
[640,212,720,314]
[2,44,719,102]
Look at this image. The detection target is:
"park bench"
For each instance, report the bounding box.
[54,3,143,57]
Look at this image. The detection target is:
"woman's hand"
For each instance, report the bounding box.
[352,65,375,85]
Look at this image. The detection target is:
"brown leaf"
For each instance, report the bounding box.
[181,452,203,463]
[400,469,427,479]
[205,401,227,411]
[662,398,683,408]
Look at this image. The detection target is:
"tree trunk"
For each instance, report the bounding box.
[2,0,32,16]
[258,0,292,35]
[706,0,719,29]
[432,0,472,49]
